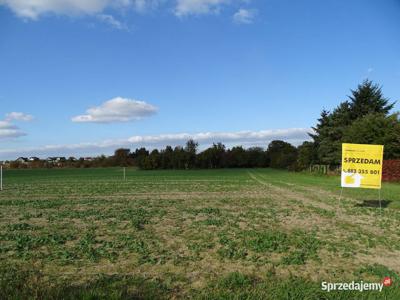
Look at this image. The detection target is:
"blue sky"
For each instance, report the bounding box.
[0,0,399,159]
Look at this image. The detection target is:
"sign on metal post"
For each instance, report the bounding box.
[341,143,384,190]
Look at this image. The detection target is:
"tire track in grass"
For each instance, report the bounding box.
[248,171,400,269]
[247,171,272,188]
[248,171,333,211]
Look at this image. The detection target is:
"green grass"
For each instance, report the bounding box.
[253,168,400,207]
[0,167,400,299]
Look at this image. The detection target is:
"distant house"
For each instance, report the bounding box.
[46,157,57,163]
[28,157,40,162]
[16,157,28,163]
[84,157,94,162]
[45,157,67,167]
[47,157,66,162]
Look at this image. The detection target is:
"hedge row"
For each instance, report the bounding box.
[382,160,400,182]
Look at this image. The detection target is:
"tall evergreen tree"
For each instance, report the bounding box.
[311,80,396,165]
[309,109,330,146]
[349,80,394,119]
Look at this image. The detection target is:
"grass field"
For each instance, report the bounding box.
[0,168,400,299]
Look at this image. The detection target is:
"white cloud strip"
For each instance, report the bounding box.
[72,97,158,123]
[5,112,34,122]
[0,0,113,19]
[0,121,26,139]
[0,0,164,19]
[0,112,33,139]
[0,0,249,19]
[0,128,313,159]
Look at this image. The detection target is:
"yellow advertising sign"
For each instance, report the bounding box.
[341,143,384,189]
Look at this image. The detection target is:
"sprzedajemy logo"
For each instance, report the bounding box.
[321,278,393,292]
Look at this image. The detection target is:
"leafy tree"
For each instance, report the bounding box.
[267,140,298,170]
[114,148,131,166]
[246,147,268,167]
[185,139,198,169]
[297,141,317,170]
[209,143,226,168]
[343,113,400,159]
[94,155,111,167]
[131,148,149,169]
[172,146,186,169]
[197,143,226,169]
[161,146,174,169]
[225,146,247,168]
[148,149,161,169]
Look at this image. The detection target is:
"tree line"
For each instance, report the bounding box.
[7,80,399,171]
[114,139,299,170]
[7,140,300,170]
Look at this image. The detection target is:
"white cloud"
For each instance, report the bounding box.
[0,0,158,19]
[233,8,256,24]
[0,128,313,159]
[0,121,26,139]
[72,97,158,123]
[126,128,310,145]
[0,112,33,140]
[174,0,229,16]
[5,112,34,122]
[0,0,112,19]
[97,14,128,30]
